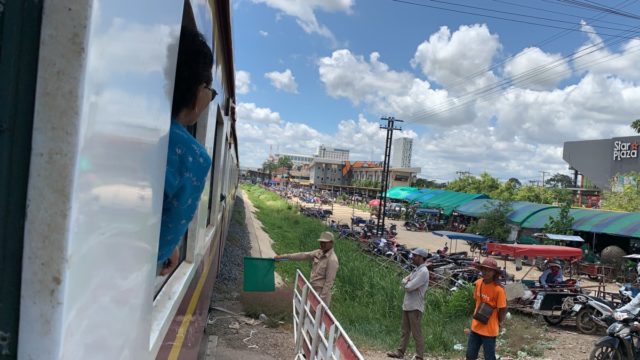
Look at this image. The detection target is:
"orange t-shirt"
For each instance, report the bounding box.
[471,279,507,337]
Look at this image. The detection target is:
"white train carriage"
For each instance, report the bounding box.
[0,1,238,359]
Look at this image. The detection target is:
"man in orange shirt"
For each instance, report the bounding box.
[466,258,507,360]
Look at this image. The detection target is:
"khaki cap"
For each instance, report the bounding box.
[318,231,334,242]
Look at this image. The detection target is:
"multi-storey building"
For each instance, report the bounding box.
[309,158,347,186]
[391,137,413,168]
[315,145,349,161]
[273,153,314,166]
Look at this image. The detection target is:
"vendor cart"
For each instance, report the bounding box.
[433,231,487,253]
[577,263,615,281]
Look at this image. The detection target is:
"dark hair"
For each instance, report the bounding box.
[171,26,214,118]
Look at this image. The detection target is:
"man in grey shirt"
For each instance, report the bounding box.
[387,248,430,360]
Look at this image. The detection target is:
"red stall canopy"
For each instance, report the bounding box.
[486,243,582,260]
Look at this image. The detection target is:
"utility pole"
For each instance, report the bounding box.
[376,116,403,236]
[540,171,549,187]
[456,170,471,178]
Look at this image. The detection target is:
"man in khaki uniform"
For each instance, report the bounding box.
[274,231,339,306]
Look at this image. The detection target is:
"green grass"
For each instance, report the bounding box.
[242,184,475,356]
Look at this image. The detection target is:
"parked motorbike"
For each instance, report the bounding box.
[559,295,616,335]
[404,219,427,232]
[576,284,640,334]
[389,224,398,236]
[589,311,640,360]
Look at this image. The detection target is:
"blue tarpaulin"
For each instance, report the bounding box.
[433,231,487,243]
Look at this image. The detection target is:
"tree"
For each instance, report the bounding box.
[262,160,277,173]
[545,173,574,188]
[544,201,574,235]
[276,156,293,170]
[467,201,513,241]
[507,178,522,188]
[631,119,640,134]
[602,172,640,212]
[412,178,446,188]
[446,172,500,195]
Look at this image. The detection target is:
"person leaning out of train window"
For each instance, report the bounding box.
[274,232,339,306]
[157,26,216,276]
[539,261,563,288]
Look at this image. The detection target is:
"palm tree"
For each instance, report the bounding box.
[631,119,640,134]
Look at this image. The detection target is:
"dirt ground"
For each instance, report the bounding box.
[207,193,603,360]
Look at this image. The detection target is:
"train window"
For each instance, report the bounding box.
[155,12,214,285]
[207,113,225,226]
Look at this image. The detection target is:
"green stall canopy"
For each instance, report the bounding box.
[410,189,449,204]
[507,203,557,226]
[243,257,276,292]
[419,191,488,215]
[520,208,640,238]
[455,200,553,226]
[383,186,419,201]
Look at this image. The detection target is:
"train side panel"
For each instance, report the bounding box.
[18,0,237,359]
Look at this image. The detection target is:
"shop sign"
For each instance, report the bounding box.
[613,141,639,161]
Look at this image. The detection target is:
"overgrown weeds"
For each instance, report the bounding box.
[242,184,477,356]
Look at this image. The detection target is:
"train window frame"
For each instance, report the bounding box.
[207,109,225,226]
[149,6,217,353]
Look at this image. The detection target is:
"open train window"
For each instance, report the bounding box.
[154,0,213,291]
[207,114,224,226]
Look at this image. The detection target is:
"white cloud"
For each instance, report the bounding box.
[318,49,473,125]
[411,24,500,94]
[237,112,418,168]
[265,69,299,93]
[504,47,571,90]
[237,102,282,124]
[251,0,354,44]
[241,23,640,182]
[259,30,269,37]
[236,70,252,94]
[492,73,640,145]
[572,22,640,81]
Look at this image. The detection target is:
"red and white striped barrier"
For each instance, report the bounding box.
[293,270,364,360]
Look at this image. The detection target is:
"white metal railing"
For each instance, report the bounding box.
[293,270,364,360]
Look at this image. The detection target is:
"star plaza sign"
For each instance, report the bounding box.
[613,140,639,161]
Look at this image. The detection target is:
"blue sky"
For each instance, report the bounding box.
[232,0,640,182]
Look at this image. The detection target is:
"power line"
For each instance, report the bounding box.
[391,0,640,40]
[422,0,638,33]
[406,40,640,120]
[389,0,640,120]
[493,0,638,27]
[553,0,640,20]
[425,0,637,95]
[403,16,640,120]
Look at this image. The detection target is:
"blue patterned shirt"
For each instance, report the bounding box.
[158,121,212,262]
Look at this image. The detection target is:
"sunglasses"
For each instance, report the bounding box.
[205,85,218,102]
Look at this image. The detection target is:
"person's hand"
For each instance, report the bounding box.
[160,247,180,276]
[464,328,470,335]
[274,255,283,260]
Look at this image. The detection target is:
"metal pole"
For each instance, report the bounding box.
[376,117,403,236]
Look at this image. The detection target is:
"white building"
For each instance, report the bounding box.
[315,145,349,161]
[273,153,313,166]
[391,137,413,168]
